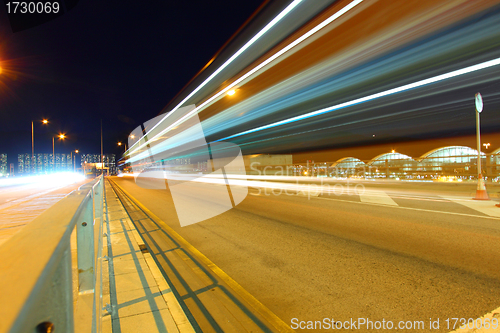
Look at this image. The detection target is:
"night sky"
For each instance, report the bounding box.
[0,0,264,165]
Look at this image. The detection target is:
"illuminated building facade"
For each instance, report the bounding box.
[0,154,7,176]
[81,154,116,174]
[17,153,73,174]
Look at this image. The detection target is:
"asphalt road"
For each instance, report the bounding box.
[0,182,58,208]
[110,176,500,332]
[0,174,89,207]
[0,176,91,245]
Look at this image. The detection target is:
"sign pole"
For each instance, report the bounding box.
[476,107,481,177]
[474,92,489,200]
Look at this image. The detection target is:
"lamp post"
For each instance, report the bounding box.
[32,119,49,173]
[52,134,66,172]
[70,149,79,173]
[474,93,489,200]
[74,149,79,173]
[118,141,127,152]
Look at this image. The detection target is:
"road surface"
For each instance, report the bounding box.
[0,175,90,245]
[110,176,500,332]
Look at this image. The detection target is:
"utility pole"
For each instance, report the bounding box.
[101,119,104,176]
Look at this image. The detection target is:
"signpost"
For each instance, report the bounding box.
[474,92,489,200]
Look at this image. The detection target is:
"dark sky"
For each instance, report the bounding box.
[0,0,264,165]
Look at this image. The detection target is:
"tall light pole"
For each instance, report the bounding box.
[118,141,127,152]
[53,134,66,173]
[474,93,489,200]
[72,149,79,173]
[32,119,48,173]
[52,137,55,172]
[101,119,103,176]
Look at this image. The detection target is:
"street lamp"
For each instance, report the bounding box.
[118,141,127,152]
[32,119,49,173]
[70,149,79,173]
[483,142,491,150]
[52,134,66,172]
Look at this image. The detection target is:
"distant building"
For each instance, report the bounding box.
[43,154,49,171]
[17,153,74,174]
[0,154,7,176]
[36,154,43,173]
[81,154,116,174]
[18,154,30,174]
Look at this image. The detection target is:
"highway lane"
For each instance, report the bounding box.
[110,176,500,332]
[0,174,88,208]
[0,175,91,246]
[0,181,64,208]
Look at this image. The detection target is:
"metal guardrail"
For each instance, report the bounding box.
[0,176,105,333]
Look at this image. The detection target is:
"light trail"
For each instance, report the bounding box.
[200,4,500,140]
[127,0,500,166]
[127,0,364,156]
[126,0,304,153]
[0,172,85,187]
[214,57,500,142]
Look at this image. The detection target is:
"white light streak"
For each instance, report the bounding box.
[128,0,363,155]
[0,172,86,187]
[127,0,304,153]
[217,57,500,141]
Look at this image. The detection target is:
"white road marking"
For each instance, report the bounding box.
[359,189,398,206]
[315,196,500,221]
[442,196,500,218]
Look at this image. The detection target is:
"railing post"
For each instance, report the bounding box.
[94,177,104,222]
[31,244,74,333]
[92,177,104,332]
[77,194,95,293]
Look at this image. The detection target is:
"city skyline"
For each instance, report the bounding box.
[0,152,117,176]
[0,1,264,162]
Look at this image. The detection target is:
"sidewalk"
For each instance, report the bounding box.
[103,179,195,333]
[107,177,293,333]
